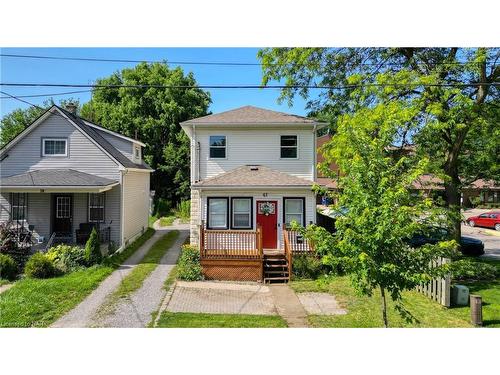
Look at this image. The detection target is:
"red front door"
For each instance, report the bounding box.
[256,200,278,249]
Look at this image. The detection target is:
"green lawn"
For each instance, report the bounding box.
[291,269,500,327]
[159,216,176,226]
[156,312,287,328]
[95,230,179,318]
[0,228,155,328]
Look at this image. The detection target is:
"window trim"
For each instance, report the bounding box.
[206,197,229,229]
[279,135,298,159]
[209,135,227,160]
[283,197,306,227]
[10,193,28,221]
[88,193,105,223]
[230,197,253,230]
[42,137,68,157]
[134,145,141,160]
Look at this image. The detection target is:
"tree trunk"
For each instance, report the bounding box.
[380,286,388,328]
[443,171,462,243]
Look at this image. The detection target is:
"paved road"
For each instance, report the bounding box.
[462,209,500,259]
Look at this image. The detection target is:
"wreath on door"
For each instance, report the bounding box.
[259,201,275,216]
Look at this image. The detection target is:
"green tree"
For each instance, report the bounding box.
[84,228,102,265]
[0,99,80,147]
[80,62,211,202]
[298,98,456,327]
[259,48,500,241]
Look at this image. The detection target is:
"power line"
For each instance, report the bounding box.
[0,82,498,91]
[0,89,93,99]
[0,53,497,67]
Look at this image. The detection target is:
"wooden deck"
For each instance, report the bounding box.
[199,224,313,282]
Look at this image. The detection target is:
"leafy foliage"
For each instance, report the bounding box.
[84,228,102,265]
[0,221,19,254]
[24,253,59,279]
[174,200,191,222]
[450,258,498,281]
[177,244,202,281]
[80,62,211,202]
[291,255,327,280]
[46,244,87,273]
[0,253,18,281]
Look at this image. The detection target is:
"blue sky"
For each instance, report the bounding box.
[0,48,311,118]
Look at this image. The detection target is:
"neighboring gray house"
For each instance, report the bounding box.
[0,104,152,250]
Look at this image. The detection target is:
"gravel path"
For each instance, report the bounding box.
[96,229,189,327]
[52,228,179,328]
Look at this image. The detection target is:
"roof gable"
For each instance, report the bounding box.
[181,105,324,125]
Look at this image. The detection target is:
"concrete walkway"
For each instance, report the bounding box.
[52,226,185,328]
[0,283,14,294]
[269,284,310,328]
[95,230,188,327]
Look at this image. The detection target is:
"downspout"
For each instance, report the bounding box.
[313,123,317,181]
[120,169,127,248]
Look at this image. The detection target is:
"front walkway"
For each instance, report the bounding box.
[52,225,187,328]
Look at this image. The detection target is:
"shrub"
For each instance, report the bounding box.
[292,255,327,280]
[85,228,102,265]
[0,221,19,253]
[0,253,17,281]
[47,244,86,273]
[450,259,498,282]
[24,252,58,279]
[175,200,191,222]
[154,198,172,217]
[177,244,203,281]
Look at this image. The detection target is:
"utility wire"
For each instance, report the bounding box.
[0,82,498,90]
[0,53,497,67]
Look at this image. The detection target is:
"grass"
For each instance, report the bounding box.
[159,216,176,226]
[0,228,155,328]
[94,230,179,318]
[291,277,473,328]
[0,279,11,287]
[155,312,287,328]
[149,214,159,227]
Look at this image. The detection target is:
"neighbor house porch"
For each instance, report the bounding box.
[0,169,121,251]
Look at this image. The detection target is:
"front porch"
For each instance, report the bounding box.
[199,224,314,283]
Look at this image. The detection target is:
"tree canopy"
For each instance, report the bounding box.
[80,62,211,201]
[259,48,500,239]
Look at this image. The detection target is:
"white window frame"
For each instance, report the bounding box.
[42,138,68,157]
[280,135,298,159]
[134,145,141,160]
[11,193,28,221]
[207,197,229,229]
[231,197,252,229]
[283,197,305,227]
[209,135,227,159]
[88,193,105,223]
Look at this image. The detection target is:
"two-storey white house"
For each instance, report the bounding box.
[0,104,152,251]
[181,106,325,282]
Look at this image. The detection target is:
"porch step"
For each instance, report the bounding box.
[263,254,289,284]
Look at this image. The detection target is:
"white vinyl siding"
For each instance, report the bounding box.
[122,171,149,245]
[195,127,314,181]
[0,112,120,180]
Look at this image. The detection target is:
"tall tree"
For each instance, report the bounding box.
[0,99,79,147]
[81,62,211,202]
[258,48,499,241]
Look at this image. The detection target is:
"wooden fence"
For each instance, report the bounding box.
[415,257,451,307]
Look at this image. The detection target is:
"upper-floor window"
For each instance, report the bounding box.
[42,138,67,156]
[209,136,226,159]
[88,193,105,223]
[280,135,297,158]
[134,145,141,160]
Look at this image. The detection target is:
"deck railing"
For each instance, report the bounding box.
[199,223,263,259]
[283,229,314,254]
[282,229,293,279]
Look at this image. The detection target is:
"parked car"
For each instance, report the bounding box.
[409,227,485,256]
[466,211,500,231]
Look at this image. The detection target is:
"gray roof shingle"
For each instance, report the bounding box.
[193,165,314,188]
[0,169,118,187]
[182,105,323,125]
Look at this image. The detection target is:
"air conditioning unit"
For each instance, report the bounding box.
[452,285,469,306]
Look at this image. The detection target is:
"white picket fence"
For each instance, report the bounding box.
[415,257,451,307]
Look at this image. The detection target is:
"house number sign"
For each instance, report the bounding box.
[258,201,275,216]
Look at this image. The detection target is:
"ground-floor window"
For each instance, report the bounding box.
[88,193,105,223]
[207,197,229,229]
[231,197,252,229]
[11,193,27,221]
[283,197,305,227]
